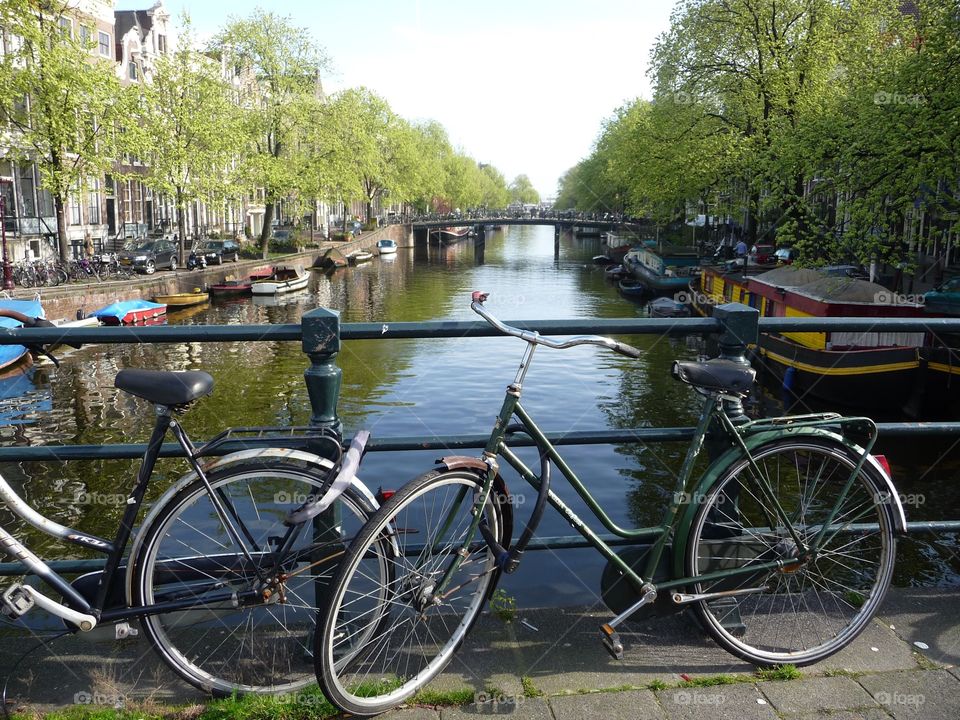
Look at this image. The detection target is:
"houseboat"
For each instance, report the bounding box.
[436,227,472,244]
[623,244,701,295]
[696,265,927,410]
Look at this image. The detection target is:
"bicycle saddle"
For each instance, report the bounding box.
[671,359,755,395]
[115,369,214,406]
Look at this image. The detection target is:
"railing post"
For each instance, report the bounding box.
[712,302,759,422]
[302,306,342,435]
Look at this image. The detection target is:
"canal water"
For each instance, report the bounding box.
[1,225,957,612]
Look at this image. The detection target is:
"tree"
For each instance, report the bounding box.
[324,87,419,222]
[130,18,241,264]
[212,10,328,258]
[0,0,128,261]
[509,174,540,205]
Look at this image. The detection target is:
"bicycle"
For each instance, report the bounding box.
[0,312,390,697]
[315,291,906,716]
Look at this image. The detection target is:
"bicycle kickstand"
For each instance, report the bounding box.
[599,583,657,660]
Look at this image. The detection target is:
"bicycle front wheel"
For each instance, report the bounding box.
[686,437,897,666]
[317,469,501,716]
[131,460,384,696]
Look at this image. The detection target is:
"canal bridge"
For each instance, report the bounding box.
[408,215,653,253]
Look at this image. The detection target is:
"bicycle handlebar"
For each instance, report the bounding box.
[470,291,642,359]
[0,311,64,366]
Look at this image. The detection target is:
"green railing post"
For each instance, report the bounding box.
[302,306,343,435]
[713,302,759,422]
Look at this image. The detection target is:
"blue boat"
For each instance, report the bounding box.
[0,297,44,373]
[92,299,167,326]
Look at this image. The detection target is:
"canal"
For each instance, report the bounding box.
[1,224,958,613]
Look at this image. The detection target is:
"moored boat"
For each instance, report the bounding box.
[604,264,627,280]
[251,267,309,295]
[347,251,374,264]
[316,248,348,269]
[152,290,209,307]
[618,279,647,297]
[436,227,472,244]
[210,278,253,296]
[697,264,927,410]
[648,296,691,318]
[92,299,167,325]
[0,297,45,372]
[376,239,398,255]
[249,264,275,280]
[623,244,700,295]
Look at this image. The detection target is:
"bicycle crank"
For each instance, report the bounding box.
[671,585,769,604]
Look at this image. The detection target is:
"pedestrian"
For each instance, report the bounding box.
[735,238,748,257]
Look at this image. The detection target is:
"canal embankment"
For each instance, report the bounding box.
[3,224,411,322]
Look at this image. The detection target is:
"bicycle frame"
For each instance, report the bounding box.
[434,338,900,600]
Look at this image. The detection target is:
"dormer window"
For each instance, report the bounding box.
[129,61,137,80]
[158,34,166,53]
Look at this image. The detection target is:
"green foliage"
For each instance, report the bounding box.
[489,588,517,621]
[756,665,802,681]
[509,174,540,205]
[520,676,544,698]
[0,0,129,260]
[129,16,242,259]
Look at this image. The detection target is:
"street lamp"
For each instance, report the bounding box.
[0,179,14,290]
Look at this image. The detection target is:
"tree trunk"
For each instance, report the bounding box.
[176,187,187,265]
[745,187,759,247]
[54,195,69,262]
[259,201,275,259]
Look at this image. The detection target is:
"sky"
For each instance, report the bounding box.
[115,0,675,198]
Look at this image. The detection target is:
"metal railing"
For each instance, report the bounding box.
[1,303,960,576]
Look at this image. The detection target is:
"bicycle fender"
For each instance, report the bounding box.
[670,427,906,583]
[436,456,514,553]
[124,448,379,607]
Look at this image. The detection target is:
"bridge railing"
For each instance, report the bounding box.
[2,303,960,575]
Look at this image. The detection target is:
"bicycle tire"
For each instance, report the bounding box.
[685,436,896,666]
[130,460,386,696]
[317,468,502,716]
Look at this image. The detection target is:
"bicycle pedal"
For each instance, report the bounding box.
[599,623,624,660]
[2,584,35,619]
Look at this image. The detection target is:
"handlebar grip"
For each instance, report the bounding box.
[612,341,642,359]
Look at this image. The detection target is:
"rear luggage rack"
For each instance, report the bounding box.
[195,425,343,459]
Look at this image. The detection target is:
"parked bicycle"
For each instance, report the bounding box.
[0,311,389,696]
[315,292,905,716]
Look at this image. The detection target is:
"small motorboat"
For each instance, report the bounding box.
[593,254,614,265]
[92,299,167,325]
[648,296,691,318]
[152,289,209,307]
[0,298,45,372]
[316,249,348,269]
[604,264,627,280]
[618,279,647,298]
[347,251,374,264]
[210,278,253,296]
[376,239,398,255]
[251,267,309,295]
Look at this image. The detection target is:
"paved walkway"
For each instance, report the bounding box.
[2,587,958,718]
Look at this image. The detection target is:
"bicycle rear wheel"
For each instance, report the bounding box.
[131,460,385,696]
[317,469,501,716]
[686,437,896,666]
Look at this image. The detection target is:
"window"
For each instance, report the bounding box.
[157,34,166,53]
[18,164,35,218]
[98,31,110,57]
[79,25,90,45]
[58,17,72,39]
[69,184,81,225]
[87,178,101,224]
[128,61,137,80]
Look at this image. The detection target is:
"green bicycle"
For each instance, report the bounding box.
[316,292,905,716]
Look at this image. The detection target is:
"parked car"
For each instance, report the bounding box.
[925,277,960,315]
[201,239,241,265]
[748,244,776,264]
[775,247,797,264]
[119,239,178,274]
